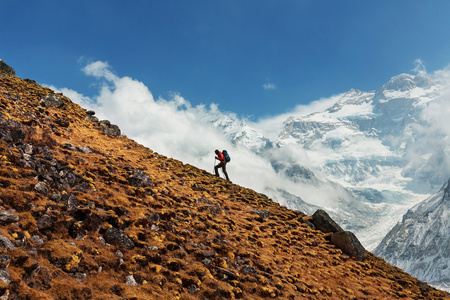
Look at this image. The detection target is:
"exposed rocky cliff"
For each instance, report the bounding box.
[375,178,450,291]
[0,62,449,299]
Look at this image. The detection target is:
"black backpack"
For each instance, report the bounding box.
[222,150,231,162]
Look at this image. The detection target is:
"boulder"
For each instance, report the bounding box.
[311,209,366,260]
[311,209,344,234]
[331,231,367,261]
[99,120,121,137]
[42,95,64,108]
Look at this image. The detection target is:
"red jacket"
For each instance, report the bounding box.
[216,151,226,163]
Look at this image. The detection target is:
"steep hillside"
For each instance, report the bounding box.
[1,66,449,299]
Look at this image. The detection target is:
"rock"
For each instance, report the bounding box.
[0,211,19,224]
[61,193,78,211]
[77,146,92,154]
[241,265,257,275]
[42,95,64,108]
[62,143,77,151]
[50,193,61,202]
[311,209,344,234]
[331,231,367,261]
[217,267,239,280]
[106,124,121,136]
[126,274,138,286]
[24,78,41,87]
[34,182,49,196]
[253,208,270,220]
[55,118,70,127]
[36,214,54,231]
[311,210,365,260]
[0,60,15,76]
[73,182,91,193]
[69,272,87,282]
[115,250,123,259]
[147,213,161,223]
[0,269,10,285]
[86,110,96,116]
[201,249,216,258]
[0,255,11,269]
[187,284,200,294]
[30,235,44,245]
[128,168,153,188]
[103,227,135,249]
[98,236,107,245]
[86,115,99,122]
[0,236,15,252]
[99,120,121,137]
[58,167,82,187]
[22,143,34,155]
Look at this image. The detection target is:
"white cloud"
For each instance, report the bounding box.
[47,61,292,195]
[412,58,427,74]
[45,60,354,209]
[263,82,277,90]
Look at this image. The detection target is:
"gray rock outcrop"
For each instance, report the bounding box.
[0,60,15,76]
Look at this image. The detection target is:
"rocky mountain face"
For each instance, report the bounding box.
[1,62,449,299]
[374,178,450,292]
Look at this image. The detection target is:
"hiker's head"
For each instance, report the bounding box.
[215,149,220,155]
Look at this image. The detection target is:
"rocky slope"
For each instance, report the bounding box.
[0,64,449,299]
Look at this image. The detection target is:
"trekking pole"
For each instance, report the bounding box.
[213,158,217,174]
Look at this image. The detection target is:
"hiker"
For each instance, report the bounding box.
[214,149,230,181]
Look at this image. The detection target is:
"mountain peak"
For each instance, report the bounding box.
[380,73,432,92]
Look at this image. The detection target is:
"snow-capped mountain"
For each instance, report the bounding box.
[374,178,450,292]
[275,73,444,193]
[207,114,271,153]
[208,72,450,252]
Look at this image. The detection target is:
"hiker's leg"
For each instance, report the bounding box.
[222,164,230,181]
[214,164,220,177]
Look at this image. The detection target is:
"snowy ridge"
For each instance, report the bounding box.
[374,178,450,291]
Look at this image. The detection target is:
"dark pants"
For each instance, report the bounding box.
[215,162,230,181]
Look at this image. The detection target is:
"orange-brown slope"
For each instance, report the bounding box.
[0,72,449,300]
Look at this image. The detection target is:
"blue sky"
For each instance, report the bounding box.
[2,1,450,118]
